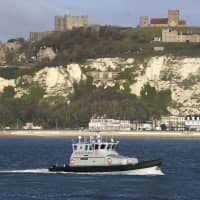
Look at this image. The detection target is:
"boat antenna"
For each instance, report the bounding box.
[78,136,82,144]
[97,134,101,143]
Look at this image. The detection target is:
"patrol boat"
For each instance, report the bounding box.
[49,135,162,174]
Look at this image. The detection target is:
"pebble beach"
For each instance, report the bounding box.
[0,130,200,139]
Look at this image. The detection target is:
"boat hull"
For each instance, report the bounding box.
[49,159,162,173]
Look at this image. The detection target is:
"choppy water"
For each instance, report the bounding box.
[0,138,200,200]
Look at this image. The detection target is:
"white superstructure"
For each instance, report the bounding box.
[69,135,138,167]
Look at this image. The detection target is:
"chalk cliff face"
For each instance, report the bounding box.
[129,56,200,115]
[33,64,86,98]
[37,47,56,62]
[0,77,15,92]
[0,56,199,115]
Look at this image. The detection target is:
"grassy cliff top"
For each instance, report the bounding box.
[6,26,200,67]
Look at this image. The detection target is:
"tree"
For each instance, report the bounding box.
[22,83,44,104]
[140,83,157,105]
[140,83,171,117]
[2,86,15,99]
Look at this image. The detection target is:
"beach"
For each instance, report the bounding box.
[0,129,200,139]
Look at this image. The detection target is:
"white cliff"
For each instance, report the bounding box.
[130,56,200,115]
[0,77,15,92]
[37,47,56,62]
[85,56,200,115]
[0,56,199,115]
[33,64,86,98]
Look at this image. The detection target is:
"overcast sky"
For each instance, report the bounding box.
[0,0,200,41]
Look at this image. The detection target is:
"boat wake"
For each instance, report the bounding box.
[0,167,164,176]
[0,169,50,174]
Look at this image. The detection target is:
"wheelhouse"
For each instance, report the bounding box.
[72,136,119,153]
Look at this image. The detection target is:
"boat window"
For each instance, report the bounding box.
[95,144,99,150]
[80,157,88,160]
[89,145,93,151]
[73,145,77,151]
[85,145,88,151]
[107,144,112,150]
[100,144,106,149]
[112,144,116,150]
[79,145,83,150]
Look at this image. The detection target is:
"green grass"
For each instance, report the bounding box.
[10,26,200,68]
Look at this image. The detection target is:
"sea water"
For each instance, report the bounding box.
[0,138,200,200]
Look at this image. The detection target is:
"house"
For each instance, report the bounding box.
[89,116,131,131]
[23,122,42,130]
[160,116,185,131]
[185,115,200,131]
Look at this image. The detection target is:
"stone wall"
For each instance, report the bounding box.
[162,29,200,43]
[29,31,53,42]
[55,14,89,31]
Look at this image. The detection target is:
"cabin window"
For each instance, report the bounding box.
[80,157,88,160]
[100,144,106,149]
[107,144,112,150]
[85,145,88,151]
[89,145,93,151]
[73,145,77,151]
[112,144,116,150]
[79,145,83,150]
[95,144,99,150]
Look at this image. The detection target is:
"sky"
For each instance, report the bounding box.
[0,0,200,41]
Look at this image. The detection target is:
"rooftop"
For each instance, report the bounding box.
[150,18,168,25]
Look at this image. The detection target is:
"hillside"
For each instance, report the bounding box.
[0,26,200,128]
[1,26,200,66]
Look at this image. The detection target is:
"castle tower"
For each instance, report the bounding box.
[64,15,89,30]
[55,16,65,31]
[140,16,149,27]
[168,10,179,27]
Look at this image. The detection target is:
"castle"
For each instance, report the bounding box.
[30,10,193,43]
[55,14,89,31]
[30,14,89,42]
[140,10,186,27]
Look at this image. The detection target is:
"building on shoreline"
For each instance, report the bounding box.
[89,116,131,131]
[23,122,42,130]
[88,115,200,132]
[132,121,155,131]
[88,116,160,132]
[185,115,200,131]
[140,10,186,28]
[160,116,185,131]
